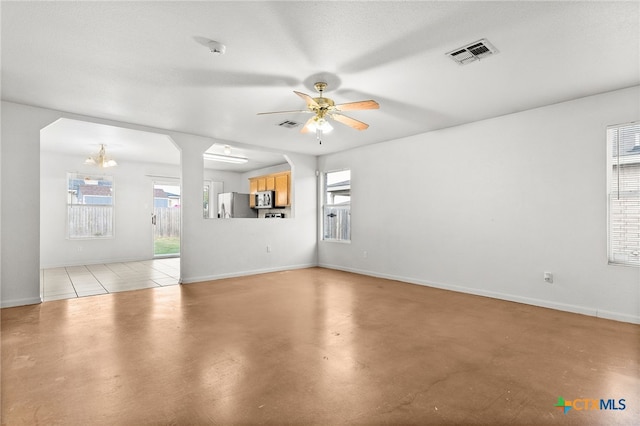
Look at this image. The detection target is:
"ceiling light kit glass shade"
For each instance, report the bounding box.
[85,144,117,168]
[203,153,248,164]
[306,117,333,133]
[306,117,333,144]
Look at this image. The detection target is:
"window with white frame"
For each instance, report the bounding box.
[323,169,351,241]
[607,122,640,266]
[67,173,114,239]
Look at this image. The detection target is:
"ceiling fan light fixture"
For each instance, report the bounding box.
[306,117,333,133]
[203,152,248,164]
[257,81,378,144]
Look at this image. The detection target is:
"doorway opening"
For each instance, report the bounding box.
[39,118,182,301]
[153,181,181,257]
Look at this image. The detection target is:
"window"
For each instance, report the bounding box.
[607,122,640,266]
[203,183,211,219]
[323,169,351,241]
[67,173,114,239]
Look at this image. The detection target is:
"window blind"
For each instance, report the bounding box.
[608,122,640,266]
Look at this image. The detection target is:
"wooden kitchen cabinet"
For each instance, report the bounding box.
[257,178,266,192]
[249,179,258,208]
[266,176,276,191]
[275,173,289,207]
[248,171,291,208]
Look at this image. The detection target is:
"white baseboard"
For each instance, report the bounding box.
[1,296,42,309]
[13,261,640,325]
[319,263,640,325]
[594,309,640,324]
[181,263,317,284]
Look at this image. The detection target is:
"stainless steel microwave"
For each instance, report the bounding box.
[255,191,275,209]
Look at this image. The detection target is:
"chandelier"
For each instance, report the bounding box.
[85,144,117,168]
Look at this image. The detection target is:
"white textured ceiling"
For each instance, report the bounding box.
[2,1,639,165]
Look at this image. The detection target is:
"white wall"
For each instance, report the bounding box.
[204,169,243,194]
[178,142,317,282]
[318,86,640,324]
[1,101,318,307]
[2,103,59,307]
[7,88,637,322]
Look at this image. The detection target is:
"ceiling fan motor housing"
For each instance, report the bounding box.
[312,97,335,118]
[311,82,334,118]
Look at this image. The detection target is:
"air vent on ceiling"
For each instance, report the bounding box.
[277,120,301,129]
[446,39,498,65]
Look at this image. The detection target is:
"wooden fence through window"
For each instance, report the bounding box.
[68,205,113,238]
[67,206,180,239]
[154,207,181,238]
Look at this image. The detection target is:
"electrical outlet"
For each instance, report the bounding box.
[266,245,271,253]
[544,272,553,284]
[363,251,368,258]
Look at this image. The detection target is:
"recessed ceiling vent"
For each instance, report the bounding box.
[277,120,301,129]
[446,39,498,65]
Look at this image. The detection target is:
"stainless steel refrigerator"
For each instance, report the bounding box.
[217,192,257,218]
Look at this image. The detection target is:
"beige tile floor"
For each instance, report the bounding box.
[41,258,180,301]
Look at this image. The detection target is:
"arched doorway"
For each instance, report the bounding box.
[40,118,181,300]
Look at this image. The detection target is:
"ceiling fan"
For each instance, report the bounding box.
[257,82,379,144]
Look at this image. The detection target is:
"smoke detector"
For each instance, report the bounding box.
[208,40,226,55]
[446,39,498,65]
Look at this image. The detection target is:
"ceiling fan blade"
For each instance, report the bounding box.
[294,91,320,109]
[331,113,370,130]
[300,116,315,133]
[257,109,310,115]
[335,100,380,111]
